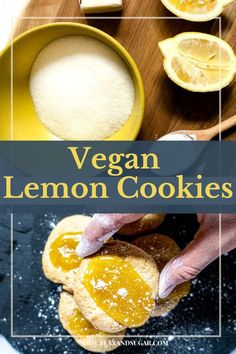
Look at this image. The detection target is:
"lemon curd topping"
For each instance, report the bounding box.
[68,307,105,336]
[83,255,155,327]
[49,232,82,271]
[169,0,216,14]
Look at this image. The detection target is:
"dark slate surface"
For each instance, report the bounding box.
[0,212,235,354]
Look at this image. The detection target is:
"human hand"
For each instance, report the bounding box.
[159,214,236,298]
[76,213,236,298]
[76,213,145,257]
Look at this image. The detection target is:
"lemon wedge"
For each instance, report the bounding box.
[159,32,236,92]
[161,0,235,22]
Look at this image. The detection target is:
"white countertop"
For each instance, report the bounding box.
[0,0,29,51]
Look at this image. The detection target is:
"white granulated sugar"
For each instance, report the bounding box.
[30,35,134,140]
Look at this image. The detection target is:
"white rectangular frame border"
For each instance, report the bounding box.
[10,15,222,338]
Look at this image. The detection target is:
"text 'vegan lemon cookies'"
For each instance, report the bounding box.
[133,234,190,317]
[74,240,159,333]
[118,214,165,236]
[59,292,125,352]
[42,215,91,292]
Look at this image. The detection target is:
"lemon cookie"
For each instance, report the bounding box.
[118,214,165,236]
[59,292,125,352]
[74,240,159,333]
[154,282,190,317]
[133,233,180,270]
[42,215,91,292]
[133,234,190,316]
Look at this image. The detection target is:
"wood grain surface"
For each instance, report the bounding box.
[13,0,236,140]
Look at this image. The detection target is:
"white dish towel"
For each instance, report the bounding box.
[0,335,20,354]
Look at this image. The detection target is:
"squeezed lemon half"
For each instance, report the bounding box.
[161,0,235,22]
[159,32,236,92]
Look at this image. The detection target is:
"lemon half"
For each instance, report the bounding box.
[159,32,236,92]
[161,0,235,22]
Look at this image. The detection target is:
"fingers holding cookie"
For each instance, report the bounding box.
[43,215,190,352]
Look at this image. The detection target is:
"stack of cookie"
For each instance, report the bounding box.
[42,214,190,352]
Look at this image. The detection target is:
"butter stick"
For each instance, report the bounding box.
[80,0,123,14]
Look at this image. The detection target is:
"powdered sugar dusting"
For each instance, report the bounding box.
[117,288,128,297]
[92,278,108,290]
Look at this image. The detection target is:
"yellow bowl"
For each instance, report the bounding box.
[0,22,145,141]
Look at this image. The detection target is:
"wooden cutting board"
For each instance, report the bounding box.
[13,0,236,140]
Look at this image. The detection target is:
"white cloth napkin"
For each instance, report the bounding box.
[0,335,20,354]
